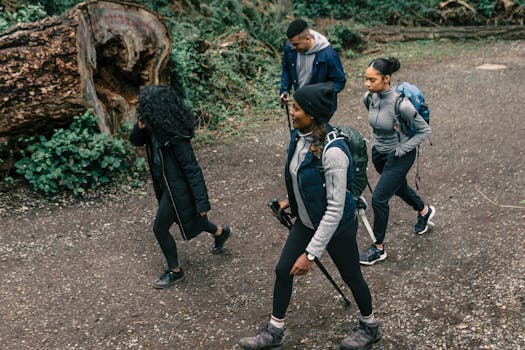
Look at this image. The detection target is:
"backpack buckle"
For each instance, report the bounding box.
[326,130,338,142]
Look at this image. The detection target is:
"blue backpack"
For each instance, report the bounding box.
[394,82,430,137]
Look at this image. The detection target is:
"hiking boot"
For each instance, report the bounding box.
[238,323,284,350]
[152,268,184,289]
[211,225,231,254]
[415,205,436,235]
[359,244,387,266]
[340,320,382,350]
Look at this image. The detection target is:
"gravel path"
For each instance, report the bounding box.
[1,40,524,349]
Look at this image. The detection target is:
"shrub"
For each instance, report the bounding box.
[15,111,145,196]
[325,23,365,57]
[166,1,286,132]
[0,4,47,32]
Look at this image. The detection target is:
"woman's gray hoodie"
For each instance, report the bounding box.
[365,86,431,156]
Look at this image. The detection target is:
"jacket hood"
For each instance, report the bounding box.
[305,29,330,55]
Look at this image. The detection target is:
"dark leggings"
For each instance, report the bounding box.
[272,218,373,319]
[153,190,217,269]
[371,147,425,244]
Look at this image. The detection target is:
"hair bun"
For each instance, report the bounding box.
[388,57,401,74]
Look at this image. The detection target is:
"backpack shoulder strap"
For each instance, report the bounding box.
[364,92,372,110]
[394,92,404,118]
[322,129,348,164]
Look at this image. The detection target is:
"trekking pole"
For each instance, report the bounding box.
[366,179,373,194]
[355,196,376,243]
[268,198,352,307]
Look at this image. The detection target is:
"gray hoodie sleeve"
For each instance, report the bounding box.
[305,146,349,258]
[395,99,431,157]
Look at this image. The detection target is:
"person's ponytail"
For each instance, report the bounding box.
[311,121,328,147]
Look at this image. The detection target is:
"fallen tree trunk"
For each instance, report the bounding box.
[0,0,171,139]
[360,25,525,42]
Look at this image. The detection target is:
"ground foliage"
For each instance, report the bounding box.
[14,111,145,196]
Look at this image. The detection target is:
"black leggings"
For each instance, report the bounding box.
[272,218,373,319]
[153,190,217,269]
[371,147,425,244]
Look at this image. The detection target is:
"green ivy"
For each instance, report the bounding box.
[15,111,145,196]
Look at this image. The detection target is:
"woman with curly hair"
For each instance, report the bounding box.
[130,85,231,289]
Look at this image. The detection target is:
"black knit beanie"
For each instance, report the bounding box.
[293,82,335,124]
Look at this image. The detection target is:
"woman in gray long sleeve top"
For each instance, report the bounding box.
[359,58,436,266]
[239,83,382,350]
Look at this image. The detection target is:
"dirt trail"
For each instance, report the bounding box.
[1,40,524,349]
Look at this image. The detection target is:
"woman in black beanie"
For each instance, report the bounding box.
[130,85,231,289]
[239,82,381,350]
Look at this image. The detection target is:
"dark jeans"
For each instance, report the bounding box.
[272,218,373,319]
[153,190,217,269]
[371,147,425,244]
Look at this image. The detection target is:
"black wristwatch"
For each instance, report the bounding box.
[306,252,316,261]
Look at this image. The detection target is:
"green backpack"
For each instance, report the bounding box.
[320,126,369,197]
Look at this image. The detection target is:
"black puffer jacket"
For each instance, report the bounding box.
[130,123,211,240]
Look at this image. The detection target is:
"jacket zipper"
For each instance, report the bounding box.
[159,146,187,240]
[295,138,318,225]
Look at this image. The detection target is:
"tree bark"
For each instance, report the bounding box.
[360,25,525,43]
[0,0,171,139]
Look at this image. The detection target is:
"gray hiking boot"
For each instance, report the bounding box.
[340,320,382,350]
[238,323,284,350]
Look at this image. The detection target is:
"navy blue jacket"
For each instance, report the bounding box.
[279,43,346,95]
[130,123,211,240]
[284,127,356,237]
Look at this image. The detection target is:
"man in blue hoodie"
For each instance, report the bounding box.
[279,19,346,107]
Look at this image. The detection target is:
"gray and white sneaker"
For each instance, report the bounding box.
[415,205,436,235]
[340,320,382,350]
[238,323,284,350]
[359,244,387,266]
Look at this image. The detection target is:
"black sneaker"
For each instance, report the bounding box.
[340,320,382,350]
[152,268,184,289]
[415,205,436,235]
[211,225,231,254]
[238,323,284,350]
[359,244,387,266]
